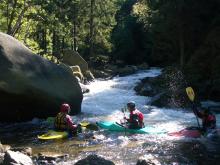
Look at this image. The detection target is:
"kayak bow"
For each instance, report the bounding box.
[96,121,167,134]
[37,130,68,140]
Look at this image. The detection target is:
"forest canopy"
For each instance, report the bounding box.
[0,0,220,100]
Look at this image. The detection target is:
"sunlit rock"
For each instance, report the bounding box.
[137,154,160,165]
[11,147,32,156]
[3,150,33,165]
[61,50,95,82]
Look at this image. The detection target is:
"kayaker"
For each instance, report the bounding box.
[193,106,216,132]
[54,103,80,134]
[124,101,144,129]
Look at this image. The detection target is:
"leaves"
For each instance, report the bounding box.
[0,0,120,61]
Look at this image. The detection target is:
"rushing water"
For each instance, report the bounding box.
[1,68,220,165]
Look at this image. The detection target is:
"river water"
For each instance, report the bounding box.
[1,68,220,165]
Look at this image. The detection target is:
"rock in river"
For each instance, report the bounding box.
[0,32,83,122]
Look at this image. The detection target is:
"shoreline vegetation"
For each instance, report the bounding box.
[0,0,219,103]
[0,0,220,164]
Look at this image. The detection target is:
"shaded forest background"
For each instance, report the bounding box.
[0,0,220,101]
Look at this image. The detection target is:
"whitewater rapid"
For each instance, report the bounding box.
[81,68,219,134]
[1,68,220,165]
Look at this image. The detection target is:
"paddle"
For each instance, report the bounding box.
[46,117,99,130]
[121,106,127,136]
[186,87,201,128]
[80,121,99,131]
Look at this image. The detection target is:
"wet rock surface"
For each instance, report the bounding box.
[74,154,115,165]
[3,150,33,165]
[134,67,190,108]
[34,152,69,165]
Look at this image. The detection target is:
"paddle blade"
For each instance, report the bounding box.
[186,87,195,102]
[80,121,90,127]
[85,124,99,131]
[80,121,99,131]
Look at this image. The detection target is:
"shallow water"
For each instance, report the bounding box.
[1,68,220,165]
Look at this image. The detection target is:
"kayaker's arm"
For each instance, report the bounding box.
[66,115,77,130]
[124,115,131,122]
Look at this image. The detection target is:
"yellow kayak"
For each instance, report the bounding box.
[37,130,68,140]
[38,119,98,140]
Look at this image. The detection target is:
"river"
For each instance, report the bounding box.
[0,68,220,165]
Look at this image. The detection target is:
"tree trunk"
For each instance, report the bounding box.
[62,37,65,52]
[52,30,57,55]
[43,28,47,54]
[23,21,31,43]
[177,1,185,69]
[7,0,18,35]
[89,0,95,57]
[10,0,29,36]
[7,0,29,37]
[179,27,184,69]
[72,1,77,51]
[6,0,9,29]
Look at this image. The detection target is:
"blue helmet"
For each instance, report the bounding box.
[127,101,135,109]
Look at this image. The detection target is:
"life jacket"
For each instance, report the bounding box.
[129,109,144,129]
[54,112,67,130]
[202,114,216,130]
[193,108,216,131]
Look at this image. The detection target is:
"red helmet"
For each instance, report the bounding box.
[60,103,71,113]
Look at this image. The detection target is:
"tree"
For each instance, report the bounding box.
[111,0,151,64]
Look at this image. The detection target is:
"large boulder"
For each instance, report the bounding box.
[60,50,95,82]
[0,32,83,122]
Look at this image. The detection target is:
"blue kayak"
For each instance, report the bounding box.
[96,121,167,134]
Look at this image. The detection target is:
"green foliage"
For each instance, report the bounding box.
[0,0,120,62]
[1,0,220,97]
[111,0,151,64]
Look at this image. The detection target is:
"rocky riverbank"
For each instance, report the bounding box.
[0,141,159,165]
[90,63,149,79]
[134,67,191,108]
[134,66,220,111]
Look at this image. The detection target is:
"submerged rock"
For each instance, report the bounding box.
[74,154,115,165]
[0,32,83,122]
[118,65,138,77]
[34,152,69,165]
[80,83,90,94]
